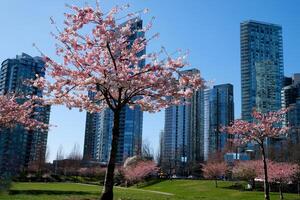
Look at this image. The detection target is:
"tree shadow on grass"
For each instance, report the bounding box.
[138,179,166,188]
[220,182,247,191]
[9,190,98,196]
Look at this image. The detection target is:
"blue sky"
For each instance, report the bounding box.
[0,0,299,161]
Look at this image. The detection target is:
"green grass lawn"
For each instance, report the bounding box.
[143,180,300,200]
[0,180,300,200]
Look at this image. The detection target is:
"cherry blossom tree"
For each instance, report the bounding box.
[202,162,227,188]
[0,94,48,131]
[267,161,298,200]
[36,3,204,199]
[232,160,261,190]
[224,109,289,200]
[123,160,157,186]
[78,167,106,180]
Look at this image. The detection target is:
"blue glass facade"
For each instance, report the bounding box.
[241,20,284,122]
[203,89,211,161]
[209,84,234,154]
[162,69,204,174]
[241,21,285,158]
[162,104,177,172]
[282,74,300,144]
[0,53,50,177]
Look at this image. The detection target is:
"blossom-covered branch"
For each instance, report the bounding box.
[35,4,204,113]
[0,94,48,131]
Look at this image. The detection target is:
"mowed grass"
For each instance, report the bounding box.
[0,180,300,200]
[143,180,300,200]
[0,182,165,200]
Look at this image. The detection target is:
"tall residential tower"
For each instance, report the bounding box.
[162,69,204,174]
[209,84,234,154]
[241,20,284,121]
[282,73,300,144]
[0,53,50,176]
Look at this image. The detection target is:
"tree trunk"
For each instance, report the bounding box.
[251,178,256,190]
[297,181,300,196]
[261,144,270,200]
[100,109,121,200]
[279,182,284,200]
[215,179,218,188]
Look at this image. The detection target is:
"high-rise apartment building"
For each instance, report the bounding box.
[241,20,284,121]
[282,73,300,144]
[162,81,235,173]
[83,19,144,164]
[203,88,211,161]
[209,84,234,154]
[0,53,50,176]
[162,69,204,174]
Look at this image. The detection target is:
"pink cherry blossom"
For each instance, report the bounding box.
[122,160,157,185]
[223,109,289,200]
[36,3,204,200]
[267,161,298,184]
[0,94,49,131]
[233,160,261,180]
[202,162,227,188]
[261,161,298,200]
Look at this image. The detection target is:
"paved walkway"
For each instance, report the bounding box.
[75,183,174,196]
[115,186,174,196]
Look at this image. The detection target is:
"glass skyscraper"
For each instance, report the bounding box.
[0,53,50,177]
[241,20,284,121]
[209,84,234,154]
[162,81,235,172]
[203,88,211,161]
[282,73,300,144]
[162,69,204,174]
[83,19,144,164]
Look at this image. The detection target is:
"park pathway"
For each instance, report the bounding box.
[115,186,174,196]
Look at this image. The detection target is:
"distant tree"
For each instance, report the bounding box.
[202,162,227,188]
[142,140,154,160]
[56,145,65,161]
[233,160,261,189]
[55,145,65,175]
[123,160,157,186]
[224,109,289,200]
[78,167,106,180]
[68,143,82,160]
[31,145,51,175]
[66,143,82,175]
[267,161,298,200]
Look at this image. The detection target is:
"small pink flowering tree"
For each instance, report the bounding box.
[232,160,261,190]
[36,3,204,199]
[224,109,289,200]
[267,161,298,200]
[123,160,157,186]
[202,162,227,188]
[0,94,48,130]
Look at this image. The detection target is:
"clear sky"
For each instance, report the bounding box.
[0,0,299,162]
